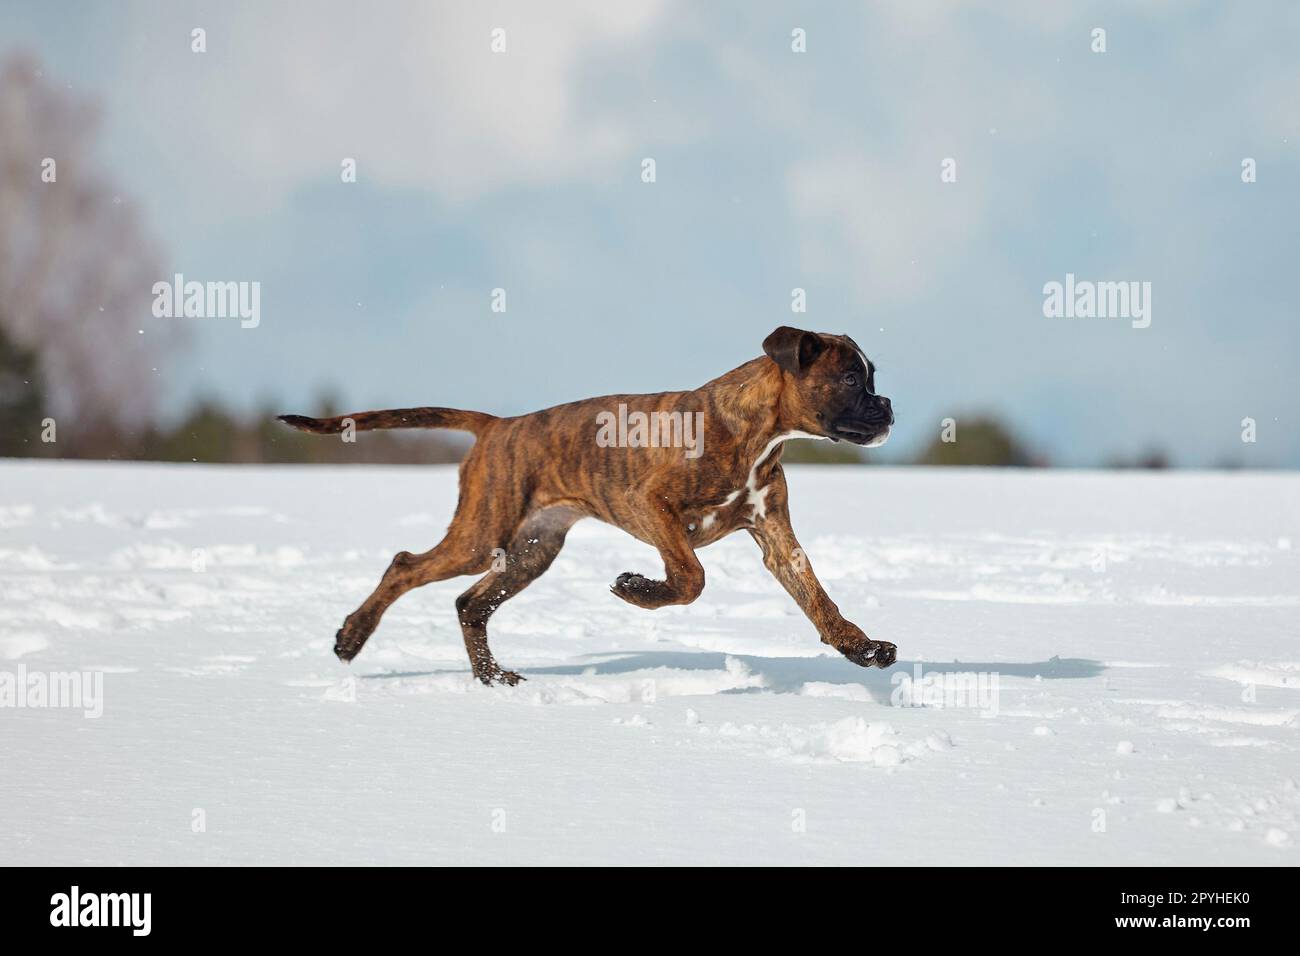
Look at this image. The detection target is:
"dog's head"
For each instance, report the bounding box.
[762,326,893,447]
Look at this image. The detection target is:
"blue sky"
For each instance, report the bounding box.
[3,0,1298,465]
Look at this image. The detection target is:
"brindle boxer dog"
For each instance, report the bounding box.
[279,326,896,685]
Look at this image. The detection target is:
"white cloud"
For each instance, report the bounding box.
[115,0,670,211]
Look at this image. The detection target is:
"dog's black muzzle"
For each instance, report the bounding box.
[830,395,893,445]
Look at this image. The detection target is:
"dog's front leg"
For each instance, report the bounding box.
[610,505,705,610]
[748,472,896,669]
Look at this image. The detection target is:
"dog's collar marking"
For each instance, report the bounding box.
[702,431,827,528]
[724,430,826,522]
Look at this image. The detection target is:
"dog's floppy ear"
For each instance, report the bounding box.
[762,326,824,375]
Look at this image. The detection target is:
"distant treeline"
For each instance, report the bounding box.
[3,319,1179,468]
[2,399,468,465]
[0,329,464,464]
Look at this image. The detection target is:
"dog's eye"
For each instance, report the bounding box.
[841,373,858,387]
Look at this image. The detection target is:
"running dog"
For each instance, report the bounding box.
[279,326,896,684]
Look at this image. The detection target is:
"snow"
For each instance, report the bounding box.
[2,460,1298,865]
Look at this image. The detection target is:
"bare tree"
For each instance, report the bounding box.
[0,53,183,455]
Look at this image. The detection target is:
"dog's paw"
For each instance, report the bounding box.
[840,638,897,669]
[827,624,897,669]
[612,571,673,609]
[475,665,525,687]
[613,572,665,608]
[333,628,358,662]
[612,571,652,592]
[610,571,658,605]
[334,612,375,662]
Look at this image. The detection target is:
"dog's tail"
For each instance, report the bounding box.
[277,406,497,436]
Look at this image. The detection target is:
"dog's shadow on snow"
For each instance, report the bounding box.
[506,652,1105,695]
[362,650,1103,693]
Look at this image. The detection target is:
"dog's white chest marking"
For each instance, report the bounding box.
[708,430,827,524]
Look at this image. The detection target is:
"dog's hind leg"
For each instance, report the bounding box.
[455,507,579,685]
[334,536,489,663]
[334,483,525,663]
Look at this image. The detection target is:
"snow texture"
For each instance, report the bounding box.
[2,461,1297,864]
